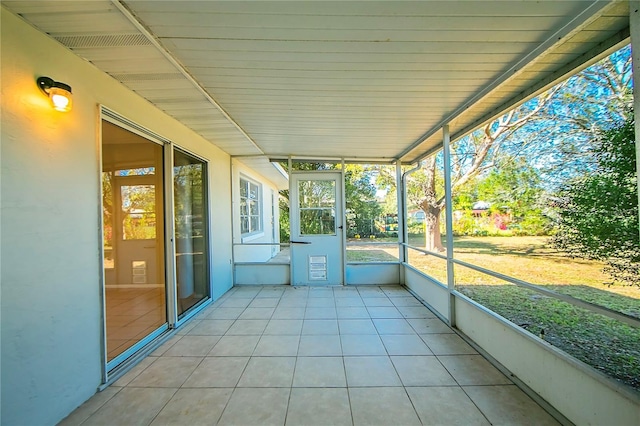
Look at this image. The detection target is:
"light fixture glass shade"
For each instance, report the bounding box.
[37,77,73,112]
[49,87,72,112]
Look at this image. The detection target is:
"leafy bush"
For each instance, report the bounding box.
[452,211,476,236]
[407,220,425,235]
[553,116,639,286]
[513,210,552,236]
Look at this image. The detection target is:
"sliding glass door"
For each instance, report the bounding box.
[102,120,167,364]
[101,114,212,373]
[174,149,210,318]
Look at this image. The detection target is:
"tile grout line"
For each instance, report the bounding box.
[216,289,285,425]
[338,290,356,426]
[83,286,539,425]
[458,384,496,425]
[431,351,498,425]
[382,320,425,425]
[75,387,123,426]
[144,387,180,426]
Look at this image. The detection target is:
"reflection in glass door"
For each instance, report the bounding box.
[174,149,210,318]
[102,120,167,363]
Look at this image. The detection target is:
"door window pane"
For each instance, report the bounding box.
[299,180,336,208]
[120,185,156,240]
[174,149,210,318]
[298,180,336,235]
[102,120,166,363]
[300,209,336,235]
[116,167,155,176]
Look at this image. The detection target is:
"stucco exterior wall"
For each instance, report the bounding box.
[1,9,233,424]
[231,159,281,264]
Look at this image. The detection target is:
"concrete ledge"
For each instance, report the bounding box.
[402,263,639,425]
[403,264,449,321]
[454,293,640,426]
[235,263,290,285]
[346,263,399,285]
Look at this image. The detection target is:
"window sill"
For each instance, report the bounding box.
[241,232,265,243]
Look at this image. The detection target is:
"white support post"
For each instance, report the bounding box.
[341,158,347,286]
[631,3,640,239]
[442,125,456,327]
[288,156,294,285]
[396,161,406,268]
[164,142,177,328]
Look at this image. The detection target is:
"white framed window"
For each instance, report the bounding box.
[240,177,262,235]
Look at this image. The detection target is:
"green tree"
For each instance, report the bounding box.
[475,156,550,235]
[476,156,544,217]
[553,116,639,286]
[407,45,631,251]
[279,162,382,239]
[344,164,382,237]
[174,161,204,238]
[278,162,334,242]
[408,89,558,251]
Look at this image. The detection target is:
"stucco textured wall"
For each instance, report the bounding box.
[1,8,234,424]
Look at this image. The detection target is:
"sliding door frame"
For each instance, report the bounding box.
[164,144,178,328]
[99,107,212,381]
[172,146,212,328]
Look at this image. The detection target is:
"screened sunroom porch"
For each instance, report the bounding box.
[1,1,639,425]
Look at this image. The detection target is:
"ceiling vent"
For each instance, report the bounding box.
[54,34,151,48]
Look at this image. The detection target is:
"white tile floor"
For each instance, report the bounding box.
[60,285,560,426]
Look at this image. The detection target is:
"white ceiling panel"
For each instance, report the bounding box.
[2,0,264,158]
[1,1,116,13]
[90,58,180,74]
[14,10,136,34]
[235,157,288,189]
[3,0,630,168]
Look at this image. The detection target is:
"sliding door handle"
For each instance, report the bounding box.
[290,240,311,244]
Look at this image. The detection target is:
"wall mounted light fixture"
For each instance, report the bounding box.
[37,76,73,112]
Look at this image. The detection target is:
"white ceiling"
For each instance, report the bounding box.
[2,1,631,187]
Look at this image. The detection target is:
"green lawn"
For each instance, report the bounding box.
[402,235,637,301]
[349,235,640,390]
[459,284,639,390]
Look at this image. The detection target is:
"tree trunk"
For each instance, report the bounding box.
[420,200,445,252]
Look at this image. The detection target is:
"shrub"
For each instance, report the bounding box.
[514,211,552,236]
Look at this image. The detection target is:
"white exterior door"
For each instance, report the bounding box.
[114,175,162,287]
[290,172,344,285]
